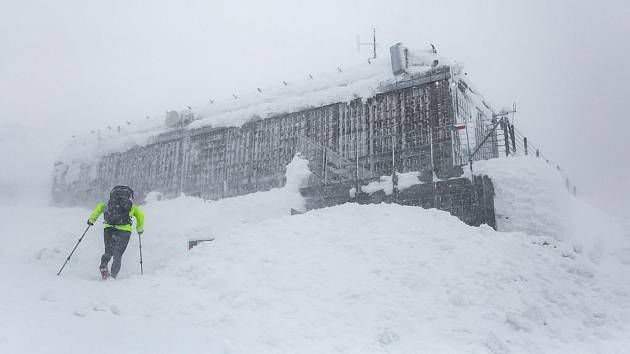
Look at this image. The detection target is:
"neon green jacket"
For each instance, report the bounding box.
[89,203,144,233]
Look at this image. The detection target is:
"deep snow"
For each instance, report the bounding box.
[1,156,629,353]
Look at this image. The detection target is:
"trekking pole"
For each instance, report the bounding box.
[57,224,91,276]
[138,232,144,275]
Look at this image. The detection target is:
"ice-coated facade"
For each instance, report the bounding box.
[52,43,498,206]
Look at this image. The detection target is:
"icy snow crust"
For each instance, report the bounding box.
[2,157,630,353]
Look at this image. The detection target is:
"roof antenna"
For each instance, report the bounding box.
[357,26,379,59]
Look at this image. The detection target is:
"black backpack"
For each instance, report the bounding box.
[104,186,134,226]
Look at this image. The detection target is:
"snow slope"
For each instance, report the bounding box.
[475,156,630,270]
[1,157,629,353]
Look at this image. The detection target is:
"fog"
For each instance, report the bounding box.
[1,0,629,215]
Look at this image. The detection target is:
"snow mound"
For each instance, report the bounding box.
[475,156,629,268]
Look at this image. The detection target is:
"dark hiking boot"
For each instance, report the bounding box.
[100,263,110,280]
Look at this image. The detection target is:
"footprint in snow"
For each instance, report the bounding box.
[39,290,56,302]
[583,312,607,328]
[377,329,400,346]
[566,267,594,278]
[110,305,122,315]
[36,247,61,260]
[87,301,122,315]
[92,303,108,312]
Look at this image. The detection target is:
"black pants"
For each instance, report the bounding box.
[101,227,131,278]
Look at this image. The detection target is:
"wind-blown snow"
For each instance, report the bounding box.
[2,157,629,353]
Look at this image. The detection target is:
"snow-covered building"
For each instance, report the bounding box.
[52,43,500,225]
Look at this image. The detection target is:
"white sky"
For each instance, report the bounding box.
[1,0,629,215]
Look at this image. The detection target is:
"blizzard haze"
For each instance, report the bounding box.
[1,0,629,215]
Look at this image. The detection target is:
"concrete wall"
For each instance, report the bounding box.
[300,175,496,229]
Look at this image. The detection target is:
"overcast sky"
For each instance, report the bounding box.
[1,0,629,215]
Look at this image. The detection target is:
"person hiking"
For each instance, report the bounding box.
[88,185,144,279]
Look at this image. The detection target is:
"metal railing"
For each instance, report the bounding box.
[464,115,578,196]
[295,113,577,196]
[296,134,377,186]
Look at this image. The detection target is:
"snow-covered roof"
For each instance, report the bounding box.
[59,45,458,163]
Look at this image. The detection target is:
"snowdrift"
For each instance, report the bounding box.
[1,156,629,353]
[475,156,630,269]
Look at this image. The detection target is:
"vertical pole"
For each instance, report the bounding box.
[392,92,397,176]
[509,124,516,153]
[180,114,184,195]
[323,148,328,184]
[502,119,510,156]
[355,130,359,180]
[138,232,144,275]
[391,135,395,173]
[524,137,528,155]
[223,130,229,198]
[429,125,438,208]
[464,118,472,169]
[391,128,399,201]
[372,26,377,59]
[355,115,360,200]
[459,84,472,164]
[429,126,435,180]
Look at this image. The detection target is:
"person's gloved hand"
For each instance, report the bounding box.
[87,219,94,226]
[138,230,144,235]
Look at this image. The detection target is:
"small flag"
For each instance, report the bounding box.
[449,124,466,131]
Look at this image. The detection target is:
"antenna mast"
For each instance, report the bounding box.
[357,26,379,59]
